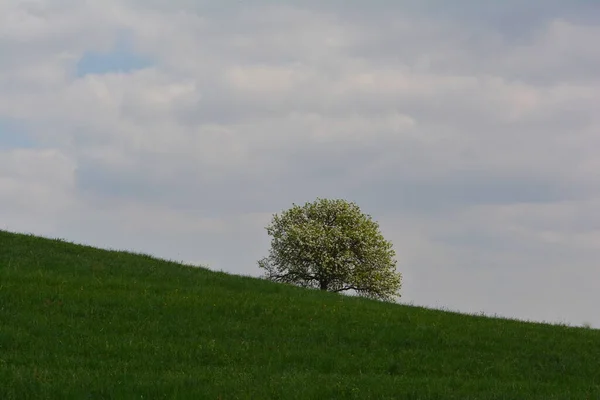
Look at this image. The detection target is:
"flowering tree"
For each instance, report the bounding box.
[258,198,402,302]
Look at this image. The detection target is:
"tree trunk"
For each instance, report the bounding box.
[320,280,329,291]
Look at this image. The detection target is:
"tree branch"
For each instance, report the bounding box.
[331,285,360,293]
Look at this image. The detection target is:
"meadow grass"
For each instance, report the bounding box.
[1,229,599,399]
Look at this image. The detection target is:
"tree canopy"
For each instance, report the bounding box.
[258,198,402,302]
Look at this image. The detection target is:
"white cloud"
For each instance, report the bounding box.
[0,148,76,234]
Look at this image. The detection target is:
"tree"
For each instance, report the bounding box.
[257,198,402,302]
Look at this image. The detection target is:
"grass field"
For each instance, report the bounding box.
[1,229,599,399]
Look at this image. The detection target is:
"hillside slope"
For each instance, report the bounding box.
[1,229,599,399]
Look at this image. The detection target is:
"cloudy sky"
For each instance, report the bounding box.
[2,0,600,327]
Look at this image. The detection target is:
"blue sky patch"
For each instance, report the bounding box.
[76,32,153,77]
[0,118,36,149]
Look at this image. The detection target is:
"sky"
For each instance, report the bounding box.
[1,0,600,328]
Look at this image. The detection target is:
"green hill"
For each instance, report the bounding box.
[1,229,599,399]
